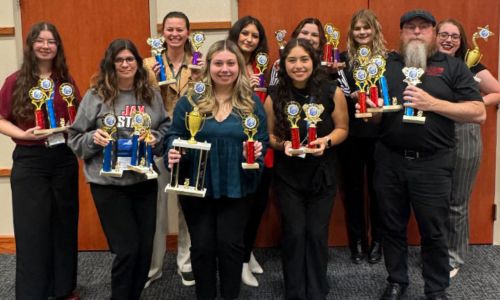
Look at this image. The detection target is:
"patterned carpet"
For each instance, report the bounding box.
[1,246,499,299]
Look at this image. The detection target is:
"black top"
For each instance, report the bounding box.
[271,83,337,193]
[470,62,486,75]
[338,51,379,138]
[380,51,482,152]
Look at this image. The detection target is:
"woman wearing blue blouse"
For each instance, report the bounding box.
[166,39,268,300]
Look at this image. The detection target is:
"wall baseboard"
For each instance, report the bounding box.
[0,236,15,253]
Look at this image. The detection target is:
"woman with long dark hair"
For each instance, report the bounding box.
[264,38,348,299]
[0,22,80,299]
[68,39,169,299]
[227,15,271,287]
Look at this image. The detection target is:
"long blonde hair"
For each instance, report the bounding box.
[196,40,254,116]
[347,9,387,67]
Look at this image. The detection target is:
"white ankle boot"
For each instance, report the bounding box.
[249,252,263,274]
[242,263,259,287]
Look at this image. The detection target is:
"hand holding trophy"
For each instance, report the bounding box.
[402,67,426,124]
[254,52,269,92]
[371,55,402,112]
[303,102,324,153]
[241,113,260,169]
[147,36,175,85]
[189,32,206,70]
[286,101,305,155]
[99,113,123,177]
[166,81,212,197]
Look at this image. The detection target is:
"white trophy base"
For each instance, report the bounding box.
[355,112,373,118]
[320,61,330,66]
[34,126,69,135]
[254,87,267,93]
[403,115,426,124]
[188,64,202,70]
[242,162,259,169]
[172,138,212,151]
[158,79,177,86]
[127,164,158,179]
[289,147,306,156]
[382,104,403,112]
[100,168,124,177]
[367,107,383,113]
[165,184,207,198]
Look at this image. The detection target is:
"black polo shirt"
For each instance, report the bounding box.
[380,51,482,152]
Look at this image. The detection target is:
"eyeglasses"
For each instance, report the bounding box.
[114,57,136,65]
[437,32,461,42]
[34,38,57,46]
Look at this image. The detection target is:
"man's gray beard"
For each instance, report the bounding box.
[402,39,428,69]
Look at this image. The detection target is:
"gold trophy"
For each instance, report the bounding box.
[366,62,383,113]
[241,114,260,169]
[275,29,287,54]
[127,112,158,179]
[331,25,341,62]
[147,36,176,85]
[322,23,335,66]
[402,67,426,124]
[353,67,372,118]
[189,32,206,69]
[33,78,68,135]
[286,101,306,156]
[166,81,212,197]
[302,103,324,153]
[465,25,494,78]
[254,52,269,92]
[99,113,123,177]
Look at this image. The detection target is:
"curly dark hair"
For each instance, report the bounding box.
[93,39,153,105]
[273,38,327,140]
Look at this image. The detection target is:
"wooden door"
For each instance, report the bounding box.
[20,0,151,250]
[371,0,499,244]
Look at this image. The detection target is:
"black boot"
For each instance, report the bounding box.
[368,241,382,264]
[350,240,365,264]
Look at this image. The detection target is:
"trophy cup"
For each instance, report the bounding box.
[303,102,324,153]
[322,23,334,66]
[372,55,402,112]
[465,25,494,69]
[100,113,123,177]
[166,81,212,197]
[366,62,382,113]
[59,83,77,124]
[331,26,341,62]
[241,113,260,169]
[353,67,372,118]
[254,52,269,92]
[189,32,206,70]
[286,101,305,155]
[147,36,175,85]
[402,67,426,124]
[127,112,158,179]
[275,29,287,55]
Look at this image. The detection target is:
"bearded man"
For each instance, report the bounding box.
[373,10,486,300]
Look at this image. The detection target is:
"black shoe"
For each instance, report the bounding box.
[350,240,365,264]
[380,283,407,300]
[368,241,382,264]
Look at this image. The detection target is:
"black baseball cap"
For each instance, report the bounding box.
[399,9,436,29]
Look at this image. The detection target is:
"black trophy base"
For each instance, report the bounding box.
[158,79,177,86]
[403,115,426,124]
[100,168,124,177]
[165,184,206,198]
[241,162,259,169]
[188,64,202,70]
[34,126,69,135]
[355,112,373,118]
[382,104,403,112]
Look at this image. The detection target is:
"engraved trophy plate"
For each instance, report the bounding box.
[402,67,426,124]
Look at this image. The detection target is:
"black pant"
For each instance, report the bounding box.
[11,145,79,300]
[243,167,272,262]
[338,136,381,249]
[179,195,252,300]
[275,177,336,300]
[90,180,157,300]
[373,142,452,297]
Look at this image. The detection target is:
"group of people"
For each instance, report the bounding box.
[0,6,499,300]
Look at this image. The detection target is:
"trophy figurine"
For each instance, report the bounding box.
[303,102,324,153]
[254,52,269,92]
[353,67,372,118]
[59,83,77,124]
[275,29,287,55]
[100,113,123,177]
[402,67,426,124]
[166,81,211,197]
[241,114,260,169]
[372,55,402,112]
[127,112,158,179]
[286,101,305,155]
[147,36,175,85]
[331,26,341,62]
[465,25,494,69]
[366,62,382,113]
[322,23,334,66]
[189,32,206,69]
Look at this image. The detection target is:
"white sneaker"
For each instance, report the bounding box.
[249,252,264,274]
[144,271,162,289]
[242,263,259,287]
[450,267,459,278]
